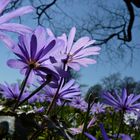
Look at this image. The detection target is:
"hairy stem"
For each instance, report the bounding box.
[116,111,124,140]
[13,68,32,111]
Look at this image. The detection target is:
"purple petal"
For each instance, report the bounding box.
[0,0,11,14]
[7,59,25,69]
[126,94,134,106]
[0,6,34,24]
[34,26,47,51]
[99,123,109,140]
[0,32,15,49]
[60,79,75,92]
[84,132,96,140]
[122,89,127,104]
[129,94,140,105]
[103,92,119,106]
[44,40,56,54]
[30,34,37,59]
[38,40,56,59]
[0,23,32,34]
[18,43,30,61]
[120,134,132,140]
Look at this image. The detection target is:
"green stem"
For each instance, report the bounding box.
[80,94,93,139]
[112,111,115,135]
[18,79,50,107]
[46,77,63,115]
[13,68,32,111]
[116,111,124,140]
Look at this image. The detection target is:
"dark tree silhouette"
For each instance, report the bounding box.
[85,84,103,102]
[3,0,140,62]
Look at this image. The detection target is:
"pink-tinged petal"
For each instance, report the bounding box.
[74,47,101,58]
[0,6,34,24]
[71,37,90,54]
[84,40,96,48]
[72,58,96,67]
[68,62,80,71]
[67,27,76,53]
[0,0,11,14]
[7,59,25,69]
[87,117,97,128]
[46,28,55,37]
[0,23,32,34]
[58,33,67,52]
[0,32,15,49]
[69,127,82,135]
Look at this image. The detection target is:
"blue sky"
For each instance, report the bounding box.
[0,0,140,92]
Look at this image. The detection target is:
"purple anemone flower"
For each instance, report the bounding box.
[0,0,34,48]
[69,117,96,135]
[69,96,88,112]
[113,134,132,140]
[42,79,81,105]
[34,106,45,113]
[47,27,101,71]
[91,102,106,114]
[0,83,29,101]
[103,88,140,114]
[7,26,64,82]
[28,92,46,104]
[119,134,132,140]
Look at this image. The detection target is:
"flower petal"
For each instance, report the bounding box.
[72,58,96,67]
[67,27,76,53]
[0,23,32,34]
[0,32,15,49]
[30,34,37,59]
[99,123,109,140]
[7,59,25,69]
[71,37,90,54]
[34,26,47,51]
[84,132,97,140]
[0,0,11,14]
[0,6,34,24]
[68,62,80,71]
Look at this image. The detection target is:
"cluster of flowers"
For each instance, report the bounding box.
[0,1,140,140]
